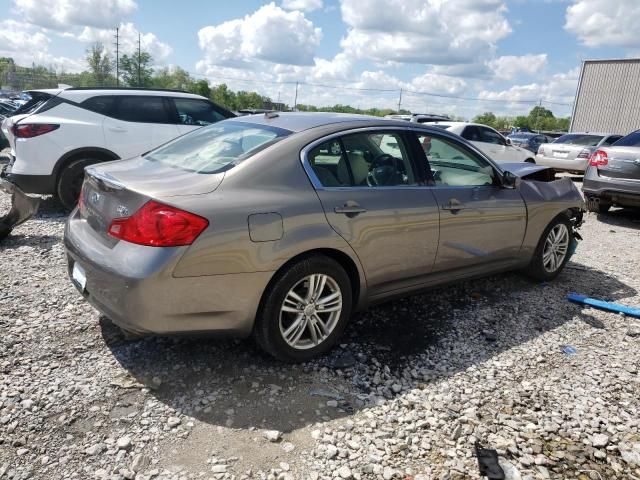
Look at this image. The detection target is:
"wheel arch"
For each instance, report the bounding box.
[257,248,365,319]
[53,147,120,185]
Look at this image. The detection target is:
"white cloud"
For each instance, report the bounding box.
[565,0,640,48]
[478,67,580,115]
[0,19,84,72]
[281,0,323,12]
[197,3,322,68]
[489,54,548,80]
[340,0,512,66]
[78,23,173,63]
[13,0,137,30]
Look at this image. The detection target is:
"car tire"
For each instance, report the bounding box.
[525,158,535,164]
[253,255,353,363]
[0,226,11,241]
[526,214,574,282]
[57,158,98,211]
[586,197,611,214]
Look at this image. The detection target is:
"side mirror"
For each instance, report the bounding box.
[505,137,513,146]
[502,171,521,189]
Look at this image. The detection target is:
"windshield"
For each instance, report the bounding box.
[612,131,640,147]
[145,121,291,174]
[553,134,603,146]
[509,135,534,141]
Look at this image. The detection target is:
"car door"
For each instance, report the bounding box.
[461,125,503,161]
[419,132,527,272]
[170,97,230,136]
[103,96,180,159]
[305,129,440,296]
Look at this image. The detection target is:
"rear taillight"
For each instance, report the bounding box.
[577,148,591,159]
[12,123,59,138]
[589,149,608,167]
[108,201,208,247]
[78,183,86,215]
[537,146,544,155]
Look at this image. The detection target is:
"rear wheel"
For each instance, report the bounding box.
[526,215,573,281]
[253,255,352,362]
[57,158,99,211]
[586,197,611,214]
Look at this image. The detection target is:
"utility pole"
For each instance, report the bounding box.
[114,27,120,87]
[397,88,403,113]
[293,81,299,111]
[137,32,141,87]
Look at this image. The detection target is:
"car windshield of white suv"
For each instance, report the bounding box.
[553,134,603,146]
[145,121,291,174]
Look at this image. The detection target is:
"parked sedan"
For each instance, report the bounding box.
[583,130,640,213]
[535,132,622,174]
[508,133,553,153]
[65,113,585,362]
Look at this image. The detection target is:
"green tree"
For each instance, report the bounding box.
[189,79,211,98]
[85,43,113,86]
[211,84,237,110]
[472,112,498,128]
[119,50,154,87]
[151,66,193,90]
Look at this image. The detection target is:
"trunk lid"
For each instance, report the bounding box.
[598,146,640,181]
[545,143,588,161]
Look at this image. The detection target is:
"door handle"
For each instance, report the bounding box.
[442,199,466,212]
[334,203,367,217]
[108,126,127,133]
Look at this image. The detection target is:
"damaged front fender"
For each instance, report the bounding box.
[0,178,40,241]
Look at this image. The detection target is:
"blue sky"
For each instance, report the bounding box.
[0,0,637,118]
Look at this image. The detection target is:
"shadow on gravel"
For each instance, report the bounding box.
[0,233,60,251]
[595,208,640,231]
[102,262,636,434]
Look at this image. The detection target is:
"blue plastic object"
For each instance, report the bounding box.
[562,345,577,355]
[567,293,640,319]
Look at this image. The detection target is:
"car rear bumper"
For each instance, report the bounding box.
[64,212,272,337]
[583,167,640,207]
[535,154,588,172]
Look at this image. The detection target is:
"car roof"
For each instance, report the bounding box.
[231,112,412,133]
[25,88,207,102]
[562,132,612,136]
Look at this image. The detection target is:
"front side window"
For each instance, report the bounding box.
[145,121,290,174]
[115,96,171,123]
[602,135,622,145]
[479,127,505,145]
[173,98,226,126]
[308,132,418,187]
[418,134,496,187]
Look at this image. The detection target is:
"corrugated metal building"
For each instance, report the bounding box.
[570,59,640,135]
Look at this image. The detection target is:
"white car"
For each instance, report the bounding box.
[428,122,535,164]
[1,88,234,209]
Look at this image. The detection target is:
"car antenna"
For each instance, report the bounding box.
[264,111,279,119]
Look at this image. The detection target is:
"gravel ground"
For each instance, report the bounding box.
[1,156,640,479]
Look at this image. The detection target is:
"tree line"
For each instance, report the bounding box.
[2,44,570,128]
[472,106,570,132]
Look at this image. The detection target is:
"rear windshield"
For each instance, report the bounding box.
[145,121,291,174]
[553,134,603,146]
[612,131,640,147]
[509,134,534,141]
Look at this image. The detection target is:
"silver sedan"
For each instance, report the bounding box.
[65,113,585,362]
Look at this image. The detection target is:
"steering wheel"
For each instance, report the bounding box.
[366,154,406,186]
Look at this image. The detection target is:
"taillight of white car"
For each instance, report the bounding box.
[12,123,60,138]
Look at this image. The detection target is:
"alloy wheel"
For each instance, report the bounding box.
[542,223,570,273]
[278,274,342,350]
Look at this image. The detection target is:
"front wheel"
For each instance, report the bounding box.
[526,215,573,281]
[253,255,353,362]
[525,158,535,164]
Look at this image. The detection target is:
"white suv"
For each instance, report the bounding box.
[428,122,535,164]
[1,88,234,209]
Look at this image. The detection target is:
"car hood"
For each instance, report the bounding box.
[499,162,553,178]
[88,156,225,197]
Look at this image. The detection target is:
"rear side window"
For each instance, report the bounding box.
[114,96,171,123]
[603,135,623,145]
[145,121,290,174]
[173,98,226,126]
[82,96,116,115]
[612,131,640,147]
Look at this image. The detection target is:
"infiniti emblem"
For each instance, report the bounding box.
[116,205,130,217]
[634,158,640,166]
[90,191,101,205]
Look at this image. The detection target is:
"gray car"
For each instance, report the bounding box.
[64,113,585,362]
[583,130,640,213]
[535,133,623,174]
